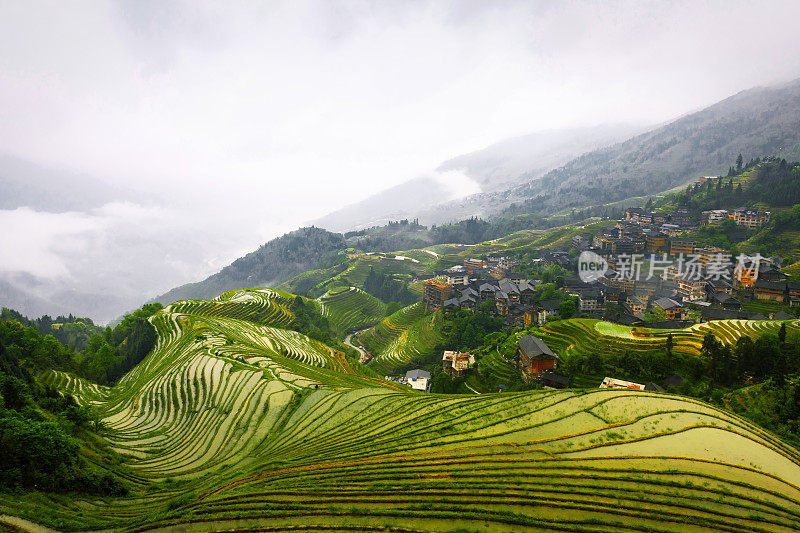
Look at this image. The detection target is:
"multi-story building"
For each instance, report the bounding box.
[423,279,452,307]
[677,276,707,301]
[463,258,487,270]
[645,232,668,253]
[733,208,770,228]
[442,351,475,377]
[670,208,692,227]
[518,335,559,379]
[611,237,635,255]
[696,246,729,266]
[753,280,786,302]
[625,295,645,315]
[653,297,684,320]
[669,238,696,256]
[701,209,729,226]
[578,291,604,312]
[498,256,520,270]
[445,272,470,287]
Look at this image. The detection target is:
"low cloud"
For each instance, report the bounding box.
[0,207,100,278]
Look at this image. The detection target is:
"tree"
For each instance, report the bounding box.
[702,332,723,382]
[736,153,743,172]
[754,334,781,380]
[559,300,576,320]
[666,333,673,359]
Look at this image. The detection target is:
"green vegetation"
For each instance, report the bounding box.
[442,304,504,351]
[0,308,104,352]
[0,327,129,496]
[362,265,416,305]
[317,286,386,336]
[6,289,800,531]
[358,302,443,374]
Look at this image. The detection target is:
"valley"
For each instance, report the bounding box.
[5,287,800,532]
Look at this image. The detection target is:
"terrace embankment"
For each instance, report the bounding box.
[8,288,800,532]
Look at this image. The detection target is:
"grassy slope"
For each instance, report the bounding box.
[528,317,795,361]
[316,286,386,336]
[11,289,800,532]
[357,301,443,375]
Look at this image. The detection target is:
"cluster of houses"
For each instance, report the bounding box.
[574,205,770,260]
[701,207,771,229]
[422,199,794,331]
[425,269,566,328]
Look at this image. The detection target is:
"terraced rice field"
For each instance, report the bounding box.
[358,302,443,374]
[9,291,800,532]
[163,288,296,329]
[782,259,800,278]
[316,286,386,336]
[535,318,799,360]
[39,369,112,406]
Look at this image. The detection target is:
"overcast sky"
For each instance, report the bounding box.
[2,0,800,320]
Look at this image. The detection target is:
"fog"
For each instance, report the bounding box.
[2,0,800,321]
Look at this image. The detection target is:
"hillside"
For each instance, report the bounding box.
[152,227,347,306]
[500,78,800,217]
[9,288,800,532]
[314,124,645,231]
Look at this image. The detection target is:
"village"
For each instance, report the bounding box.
[401,183,791,393]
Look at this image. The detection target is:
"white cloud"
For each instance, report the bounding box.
[431,170,482,202]
[1,0,800,319]
[0,208,99,278]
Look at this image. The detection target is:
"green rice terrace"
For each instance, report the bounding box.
[316,286,386,337]
[356,301,443,374]
[5,289,800,532]
[534,318,797,360]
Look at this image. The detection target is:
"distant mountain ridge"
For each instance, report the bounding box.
[151,227,346,305]
[314,123,645,232]
[437,123,648,193]
[496,78,800,217]
[153,78,800,309]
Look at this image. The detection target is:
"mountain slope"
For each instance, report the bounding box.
[438,122,647,192]
[12,288,800,532]
[501,78,800,216]
[151,226,347,305]
[314,123,644,231]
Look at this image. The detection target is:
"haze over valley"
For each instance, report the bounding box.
[3,1,800,321]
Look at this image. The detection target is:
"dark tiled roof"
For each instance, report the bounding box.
[406,369,430,380]
[653,297,681,310]
[703,308,746,320]
[754,279,786,291]
[518,335,558,360]
[538,298,562,311]
[541,372,571,387]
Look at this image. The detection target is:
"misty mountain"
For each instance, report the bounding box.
[0,155,129,211]
[314,123,644,232]
[308,176,464,234]
[437,123,647,193]
[497,78,800,216]
[151,227,347,305]
[0,273,129,321]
